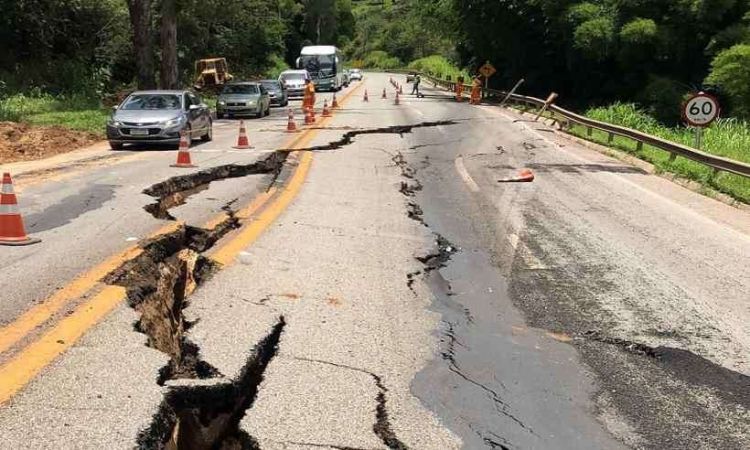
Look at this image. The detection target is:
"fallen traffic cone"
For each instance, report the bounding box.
[286,109,298,133]
[363,90,369,102]
[233,120,251,149]
[322,99,332,117]
[332,93,339,108]
[497,169,535,183]
[382,88,387,99]
[0,173,41,246]
[171,131,197,168]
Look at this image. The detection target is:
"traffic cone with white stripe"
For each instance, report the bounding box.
[304,107,313,125]
[322,99,332,117]
[332,93,339,108]
[171,131,197,168]
[0,173,40,246]
[233,120,251,149]
[363,90,369,102]
[286,109,298,133]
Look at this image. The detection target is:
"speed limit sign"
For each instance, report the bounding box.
[683,92,720,127]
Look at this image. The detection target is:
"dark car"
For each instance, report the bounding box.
[261,80,289,107]
[106,90,212,150]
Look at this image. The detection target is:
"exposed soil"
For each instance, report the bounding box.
[0,121,100,164]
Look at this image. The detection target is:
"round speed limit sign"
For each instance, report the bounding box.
[683,92,720,127]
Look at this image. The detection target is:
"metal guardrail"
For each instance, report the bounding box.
[392,71,750,180]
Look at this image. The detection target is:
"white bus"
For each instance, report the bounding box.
[296,45,345,91]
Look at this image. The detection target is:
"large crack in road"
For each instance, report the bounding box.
[94,120,465,449]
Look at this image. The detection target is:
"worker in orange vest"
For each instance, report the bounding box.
[470,75,482,105]
[303,78,316,112]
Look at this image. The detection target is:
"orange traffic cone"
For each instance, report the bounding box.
[363,90,369,102]
[518,169,535,182]
[286,109,298,133]
[382,88,387,99]
[171,131,197,168]
[233,120,251,149]
[332,93,339,108]
[0,173,40,246]
[497,169,535,183]
[322,99,332,117]
[310,105,317,123]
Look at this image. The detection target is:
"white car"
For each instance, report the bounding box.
[349,69,363,81]
[278,70,310,99]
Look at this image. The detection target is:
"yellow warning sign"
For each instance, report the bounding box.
[479,61,496,78]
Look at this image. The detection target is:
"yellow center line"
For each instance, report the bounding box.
[0,82,364,404]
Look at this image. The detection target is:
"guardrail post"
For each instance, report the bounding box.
[587,126,593,137]
[500,78,525,107]
[636,141,643,152]
[668,153,677,163]
[607,132,614,144]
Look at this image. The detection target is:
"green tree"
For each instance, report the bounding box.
[706,44,750,117]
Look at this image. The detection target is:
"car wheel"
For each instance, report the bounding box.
[109,141,124,150]
[201,119,212,142]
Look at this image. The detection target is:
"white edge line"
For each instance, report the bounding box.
[454,156,481,193]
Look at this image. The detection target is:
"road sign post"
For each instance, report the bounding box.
[478,61,496,100]
[683,92,720,150]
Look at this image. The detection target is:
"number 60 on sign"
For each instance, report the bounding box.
[683,92,720,127]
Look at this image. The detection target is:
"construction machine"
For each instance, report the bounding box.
[194,58,233,92]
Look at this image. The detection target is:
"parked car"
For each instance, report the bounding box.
[106,90,212,150]
[261,79,288,107]
[216,82,271,119]
[278,70,310,99]
[349,68,363,81]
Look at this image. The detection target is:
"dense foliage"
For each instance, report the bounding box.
[0,0,356,94]
[453,0,750,121]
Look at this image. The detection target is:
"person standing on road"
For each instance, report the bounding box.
[411,74,421,96]
[304,78,316,112]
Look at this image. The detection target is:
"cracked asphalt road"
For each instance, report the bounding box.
[0,74,748,449]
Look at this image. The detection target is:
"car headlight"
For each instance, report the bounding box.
[163,117,185,128]
[247,100,256,106]
[107,119,122,127]
[218,100,226,106]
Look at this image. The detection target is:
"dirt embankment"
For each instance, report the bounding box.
[0,122,101,164]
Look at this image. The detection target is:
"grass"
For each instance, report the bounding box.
[560,103,750,203]
[0,93,108,135]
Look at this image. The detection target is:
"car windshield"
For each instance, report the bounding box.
[121,94,181,110]
[281,73,305,82]
[261,81,279,90]
[222,84,259,95]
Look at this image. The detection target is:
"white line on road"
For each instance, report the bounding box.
[454,156,481,193]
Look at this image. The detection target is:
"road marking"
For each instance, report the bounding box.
[454,156,481,193]
[0,81,364,404]
[0,285,126,404]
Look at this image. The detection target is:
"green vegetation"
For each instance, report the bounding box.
[0,93,107,135]
[408,56,467,80]
[565,103,750,203]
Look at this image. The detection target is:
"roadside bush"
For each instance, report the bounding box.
[639,76,688,125]
[264,54,290,79]
[408,55,467,80]
[705,44,750,118]
[363,51,401,69]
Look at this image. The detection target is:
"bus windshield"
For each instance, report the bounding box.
[300,55,335,77]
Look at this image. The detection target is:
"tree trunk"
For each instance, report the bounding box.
[126,0,156,89]
[160,0,178,89]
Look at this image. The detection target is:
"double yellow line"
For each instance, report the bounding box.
[0,84,364,404]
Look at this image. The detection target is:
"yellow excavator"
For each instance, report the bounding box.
[193,58,233,92]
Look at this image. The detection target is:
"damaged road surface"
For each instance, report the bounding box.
[1,74,750,450]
